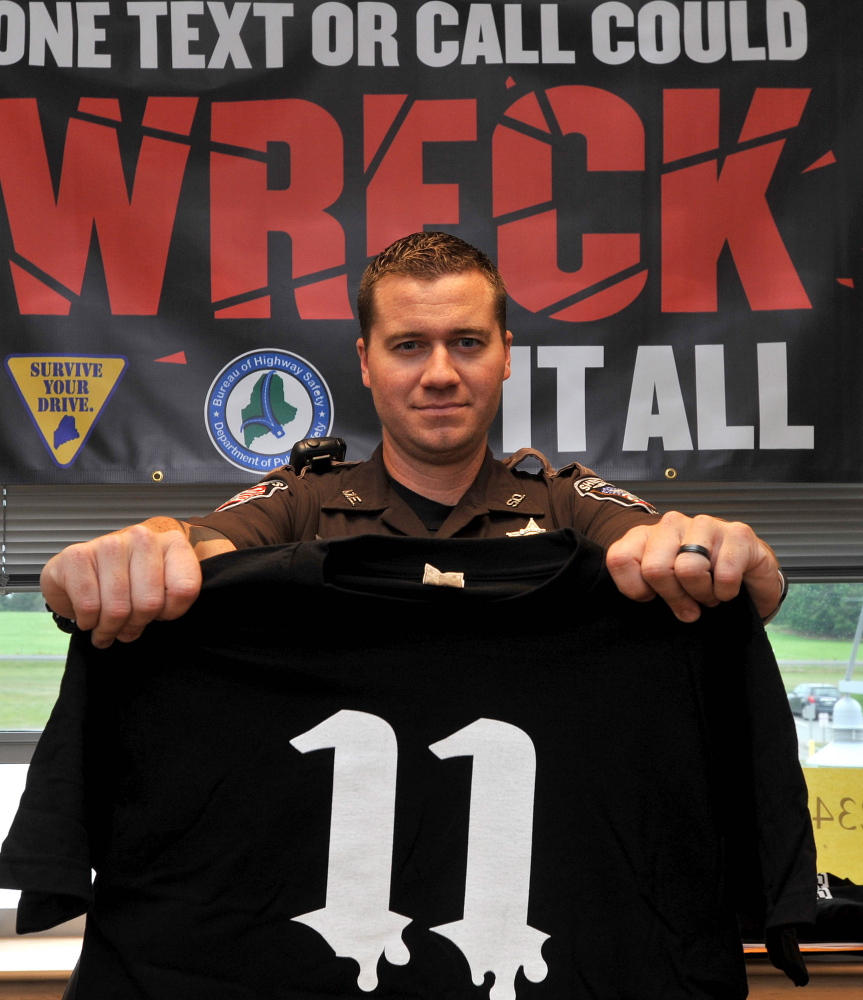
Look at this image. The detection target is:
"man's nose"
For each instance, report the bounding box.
[420,345,459,387]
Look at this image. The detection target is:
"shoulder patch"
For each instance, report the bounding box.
[213,480,291,512]
[574,476,658,514]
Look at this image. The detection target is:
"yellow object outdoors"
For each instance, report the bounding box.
[804,766,863,882]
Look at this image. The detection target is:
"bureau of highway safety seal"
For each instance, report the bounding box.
[206,349,333,473]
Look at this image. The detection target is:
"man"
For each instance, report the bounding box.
[41,232,785,648]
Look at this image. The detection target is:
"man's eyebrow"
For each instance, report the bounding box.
[381,326,491,343]
[380,330,422,344]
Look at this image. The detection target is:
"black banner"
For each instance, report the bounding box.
[0,1,861,484]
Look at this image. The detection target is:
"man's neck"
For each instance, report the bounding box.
[381,439,486,505]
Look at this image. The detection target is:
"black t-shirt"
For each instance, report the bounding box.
[0,530,815,999]
[388,477,454,532]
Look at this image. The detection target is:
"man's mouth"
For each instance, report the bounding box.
[415,403,468,417]
[415,401,468,410]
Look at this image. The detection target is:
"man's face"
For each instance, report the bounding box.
[356,271,512,468]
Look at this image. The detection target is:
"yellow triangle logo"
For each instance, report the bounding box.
[5,355,128,468]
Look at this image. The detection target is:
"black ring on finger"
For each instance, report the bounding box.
[677,544,711,560]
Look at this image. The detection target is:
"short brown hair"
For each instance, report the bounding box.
[357,231,507,340]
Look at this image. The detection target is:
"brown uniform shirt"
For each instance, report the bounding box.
[188,445,660,550]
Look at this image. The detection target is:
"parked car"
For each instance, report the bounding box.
[786,684,841,721]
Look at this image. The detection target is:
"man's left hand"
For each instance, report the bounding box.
[605,511,783,623]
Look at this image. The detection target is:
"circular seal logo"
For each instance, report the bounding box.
[205,349,333,473]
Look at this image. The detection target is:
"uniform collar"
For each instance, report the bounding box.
[456,448,546,517]
[318,444,547,536]
[318,445,394,513]
[317,446,426,535]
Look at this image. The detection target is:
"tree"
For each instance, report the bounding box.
[775,583,863,640]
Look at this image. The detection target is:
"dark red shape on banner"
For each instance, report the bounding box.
[547,86,644,171]
[497,86,644,320]
[738,88,809,142]
[664,90,719,162]
[493,127,551,216]
[662,90,811,313]
[365,98,476,255]
[551,270,648,322]
[142,98,198,136]
[295,275,353,319]
[77,98,121,121]
[364,95,407,170]
[215,297,271,319]
[0,98,192,315]
[9,262,70,314]
[504,92,549,133]
[210,100,351,318]
[155,351,187,364]
[837,278,854,288]
[803,151,836,173]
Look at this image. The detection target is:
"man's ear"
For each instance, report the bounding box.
[356,337,371,388]
[503,330,513,381]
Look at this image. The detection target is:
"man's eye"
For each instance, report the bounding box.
[395,341,419,351]
[458,337,480,348]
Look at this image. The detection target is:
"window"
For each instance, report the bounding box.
[768,583,863,886]
[769,582,863,760]
[0,592,84,966]
[0,591,67,731]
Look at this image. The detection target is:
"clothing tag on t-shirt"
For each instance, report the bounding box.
[816,873,833,899]
[422,563,465,589]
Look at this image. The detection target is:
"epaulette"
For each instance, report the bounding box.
[500,447,558,477]
[296,460,364,480]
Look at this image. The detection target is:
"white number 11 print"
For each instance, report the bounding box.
[291,710,549,1000]
[430,719,549,1000]
[289,711,411,991]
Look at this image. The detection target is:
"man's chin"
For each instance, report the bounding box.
[408,433,484,465]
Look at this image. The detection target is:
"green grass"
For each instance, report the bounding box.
[0,612,69,729]
[0,612,72,656]
[766,627,861,694]
[766,628,855,663]
[0,660,65,729]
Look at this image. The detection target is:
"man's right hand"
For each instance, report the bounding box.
[40,518,233,648]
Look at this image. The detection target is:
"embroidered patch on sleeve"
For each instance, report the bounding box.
[213,480,290,512]
[574,477,658,514]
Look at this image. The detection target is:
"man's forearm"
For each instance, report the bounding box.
[133,518,236,561]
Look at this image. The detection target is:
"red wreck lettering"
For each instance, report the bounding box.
[0,96,195,314]
[492,85,812,320]
[0,87,813,321]
[494,85,646,322]
[661,88,811,312]
[365,97,476,256]
[210,99,351,318]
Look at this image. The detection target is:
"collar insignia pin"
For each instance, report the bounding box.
[506,493,526,507]
[342,490,362,506]
[506,517,546,537]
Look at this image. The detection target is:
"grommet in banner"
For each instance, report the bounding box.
[664,468,677,480]
[152,471,164,483]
